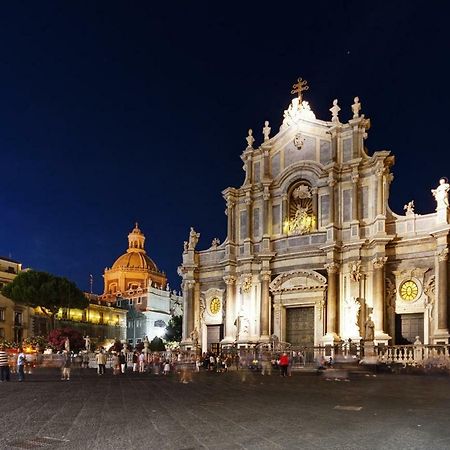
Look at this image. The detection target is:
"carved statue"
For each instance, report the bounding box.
[349,261,362,283]
[183,241,188,253]
[84,335,91,352]
[294,133,304,149]
[351,96,361,118]
[431,177,450,209]
[345,297,361,337]
[263,121,271,141]
[403,200,415,215]
[329,99,341,123]
[188,227,200,250]
[365,315,375,341]
[424,275,436,318]
[246,129,255,148]
[211,238,220,249]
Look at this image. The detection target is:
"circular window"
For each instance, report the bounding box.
[209,297,221,315]
[399,280,419,301]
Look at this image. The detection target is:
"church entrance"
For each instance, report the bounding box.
[207,324,223,353]
[286,307,314,346]
[395,313,424,344]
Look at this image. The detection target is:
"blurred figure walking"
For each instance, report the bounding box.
[0,344,10,382]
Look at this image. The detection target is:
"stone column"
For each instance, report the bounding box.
[263,187,270,236]
[437,249,448,331]
[324,262,339,337]
[282,194,288,232]
[223,275,237,342]
[329,180,336,224]
[260,271,271,340]
[312,187,318,230]
[183,280,195,340]
[376,166,384,216]
[226,198,236,243]
[351,172,359,221]
[245,195,252,239]
[372,257,389,343]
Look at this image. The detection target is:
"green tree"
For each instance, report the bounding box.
[2,270,88,330]
[164,315,182,342]
[150,336,166,351]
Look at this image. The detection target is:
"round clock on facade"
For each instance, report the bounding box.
[209,297,221,315]
[399,280,419,301]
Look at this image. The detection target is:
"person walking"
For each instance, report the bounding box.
[138,352,145,373]
[61,351,71,381]
[163,360,170,376]
[17,348,26,382]
[112,353,120,375]
[279,352,289,377]
[132,351,138,372]
[119,351,126,374]
[0,345,10,382]
[96,351,106,375]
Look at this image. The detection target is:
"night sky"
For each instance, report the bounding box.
[1,2,449,292]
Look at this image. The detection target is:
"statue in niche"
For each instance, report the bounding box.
[285,183,315,235]
[431,177,450,209]
[365,314,375,341]
[188,227,200,250]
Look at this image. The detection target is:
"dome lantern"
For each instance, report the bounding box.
[127,222,145,252]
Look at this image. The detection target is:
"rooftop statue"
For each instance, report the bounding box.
[188,227,200,250]
[246,129,255,149]
[431,177,450,210]
[351,96,361,118]
[330,99,341,123]
[262,121,271,141]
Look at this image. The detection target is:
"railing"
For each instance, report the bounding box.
[379,344,450,366]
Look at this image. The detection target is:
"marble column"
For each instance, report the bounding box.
[376,166,384,216]
[325,262,339,336]
[312,187,318,230]
[437,249,448,331]
[263,188,270,236]
[183,280,195,340]
[372,257,387,334]
[351,172,359,221]
[226,199,236,243]
[282,194,288,232]
[245,196,252,239]
[223,275,237,342]
[260,271,271,340]
[329,180,336,224]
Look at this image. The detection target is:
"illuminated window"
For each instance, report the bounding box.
[399,280,419,301]
[0,308,5,321]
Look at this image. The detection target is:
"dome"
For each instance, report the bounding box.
[112,251,158,272]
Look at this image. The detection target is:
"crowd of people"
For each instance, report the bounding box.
[1,342,319,383]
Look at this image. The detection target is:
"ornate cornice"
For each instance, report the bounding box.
[223,275,237,285]
[438,248,449,262]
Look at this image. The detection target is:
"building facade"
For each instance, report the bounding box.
[0,257,34,342]
[179,84,450,353]
[100,224,182,345]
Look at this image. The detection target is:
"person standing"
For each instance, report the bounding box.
[132,351,138,372]
[279,352,289,377]
[96,351,106,375]
[17,348,26,382]
[119,351,126,374]
[0,345,10,382]
[61,351,71,381]
[138,352,145,373]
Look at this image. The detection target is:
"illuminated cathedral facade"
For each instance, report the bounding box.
[179,81,450,352]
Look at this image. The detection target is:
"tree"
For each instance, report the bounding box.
[48,327,84,352]
[164,315,182,342]
[150,336,166,351]
[2,270,88,330]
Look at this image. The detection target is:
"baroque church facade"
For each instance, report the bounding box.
[100,224,182,345]
[179,81,450,352]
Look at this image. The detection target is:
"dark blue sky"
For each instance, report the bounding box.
[1,2,449,292]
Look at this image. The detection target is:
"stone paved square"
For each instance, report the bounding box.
[1,368,450,449]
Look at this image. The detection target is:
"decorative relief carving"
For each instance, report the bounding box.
[293,133,304,150]
[263,186,270,201]
[284,183,315,235]
[424,275,435,317]
[260,271,271,282]
[349,261,362,282]
[269,270,327,293]
[240,274,253,294]
[223,275,236,285]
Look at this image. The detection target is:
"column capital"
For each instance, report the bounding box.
[372,256,388,270]
[260,270,271,282]
[263,186,270,201]
[438,248,449,262]
[329,179,337,187]
[325,262,340,274]
[311,187,318,195]
[223,275,237,285]
[244,195,252,206]
[375,166,385,178]
[351,172,359,184]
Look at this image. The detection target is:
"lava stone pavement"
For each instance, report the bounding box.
[1,368,450,450]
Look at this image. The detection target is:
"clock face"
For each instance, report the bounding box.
[399,280,419,301]
[209,297,221,315]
